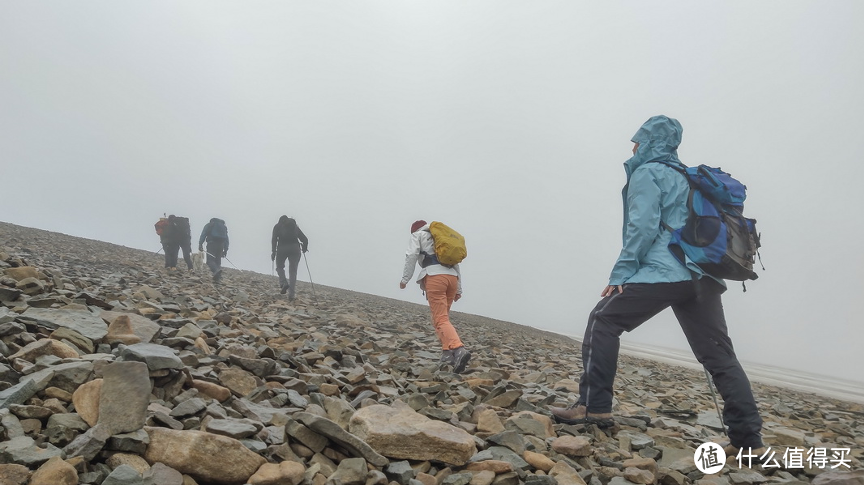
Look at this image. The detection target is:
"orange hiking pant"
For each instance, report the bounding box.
[424,274,464,351]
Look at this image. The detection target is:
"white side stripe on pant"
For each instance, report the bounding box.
[583,291,622,408]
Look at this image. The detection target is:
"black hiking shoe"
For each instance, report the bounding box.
[452,346,471,374]
[437,349,455,369]
[280,282,289,295]
[213,269,222,284]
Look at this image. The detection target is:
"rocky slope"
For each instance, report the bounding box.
[0,221,861,485]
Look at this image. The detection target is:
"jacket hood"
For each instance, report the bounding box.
[210,218,225,225]
[624,115,683,177]
[278,215,296,225]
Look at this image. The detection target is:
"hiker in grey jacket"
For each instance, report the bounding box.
[198,218,229,283]
[271,215,308,299]
[549,116,764,453]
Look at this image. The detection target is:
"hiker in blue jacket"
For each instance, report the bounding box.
[550,116,764,453]
[198,218,229,283]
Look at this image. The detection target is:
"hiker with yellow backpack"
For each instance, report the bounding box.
[399,220,471,373]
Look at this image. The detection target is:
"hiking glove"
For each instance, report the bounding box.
[198,245,203,252]
[271,252,276,261]
[302,245,308,253]
[222,250,228,257]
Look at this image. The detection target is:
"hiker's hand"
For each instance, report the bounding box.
[601,285,623,297]
[399,282,407,289]
[198,246,203,252]
[222,250,228,257]
[302,246,308,253]
[454,293,462,302]
[271,252,276,261]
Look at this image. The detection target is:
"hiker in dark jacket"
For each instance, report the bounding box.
[158,216,179,271]
[548,116,764,454]
[199,218,229,283]
[164,215,194,272]
[271,215,308,299]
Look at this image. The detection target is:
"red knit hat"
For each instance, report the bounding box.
[410,220,427,233]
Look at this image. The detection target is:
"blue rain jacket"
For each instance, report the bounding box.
[608,116,700,285]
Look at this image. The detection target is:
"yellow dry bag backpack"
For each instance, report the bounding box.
[428,221,467,266]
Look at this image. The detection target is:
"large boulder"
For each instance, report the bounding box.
[349,401,477,466]
[143,427,266,485]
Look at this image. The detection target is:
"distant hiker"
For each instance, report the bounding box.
[549,116,764,453]
[174,216,194,271]
[271,215,308,299]
[400,220,471,373]
[154,216,171,267]
[198,218,229,283]
[161,215,193,272]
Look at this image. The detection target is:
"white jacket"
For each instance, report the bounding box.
[401,224,462,293]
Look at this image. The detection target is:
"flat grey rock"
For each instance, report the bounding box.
[0,371,54,408]
[119,342,184,371]
[19,307,108,341]
[295,412,389,467]
[0,436,63,466]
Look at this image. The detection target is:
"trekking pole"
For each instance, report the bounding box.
[704,367,727,435]
[222,256,239,269]
[203,251,240,270]
[303,252,317,300]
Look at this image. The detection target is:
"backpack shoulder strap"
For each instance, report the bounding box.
[649,160,696,233]
[649,159,688,176]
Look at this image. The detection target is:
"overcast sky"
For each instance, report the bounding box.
[2,2,862,384]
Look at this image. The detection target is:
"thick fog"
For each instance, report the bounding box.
[2,2,862,383]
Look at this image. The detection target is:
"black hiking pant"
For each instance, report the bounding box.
[163,241,179,268]
[275,246,301,298]
[206,241,224,276]
[164,241,193,270]
[578,279,763,448]
[179,241,193,270]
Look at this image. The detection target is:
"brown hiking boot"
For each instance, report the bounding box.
[549,404,614,427]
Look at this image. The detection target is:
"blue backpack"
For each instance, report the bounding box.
[209,220,228,240]
[653,161,762,284]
